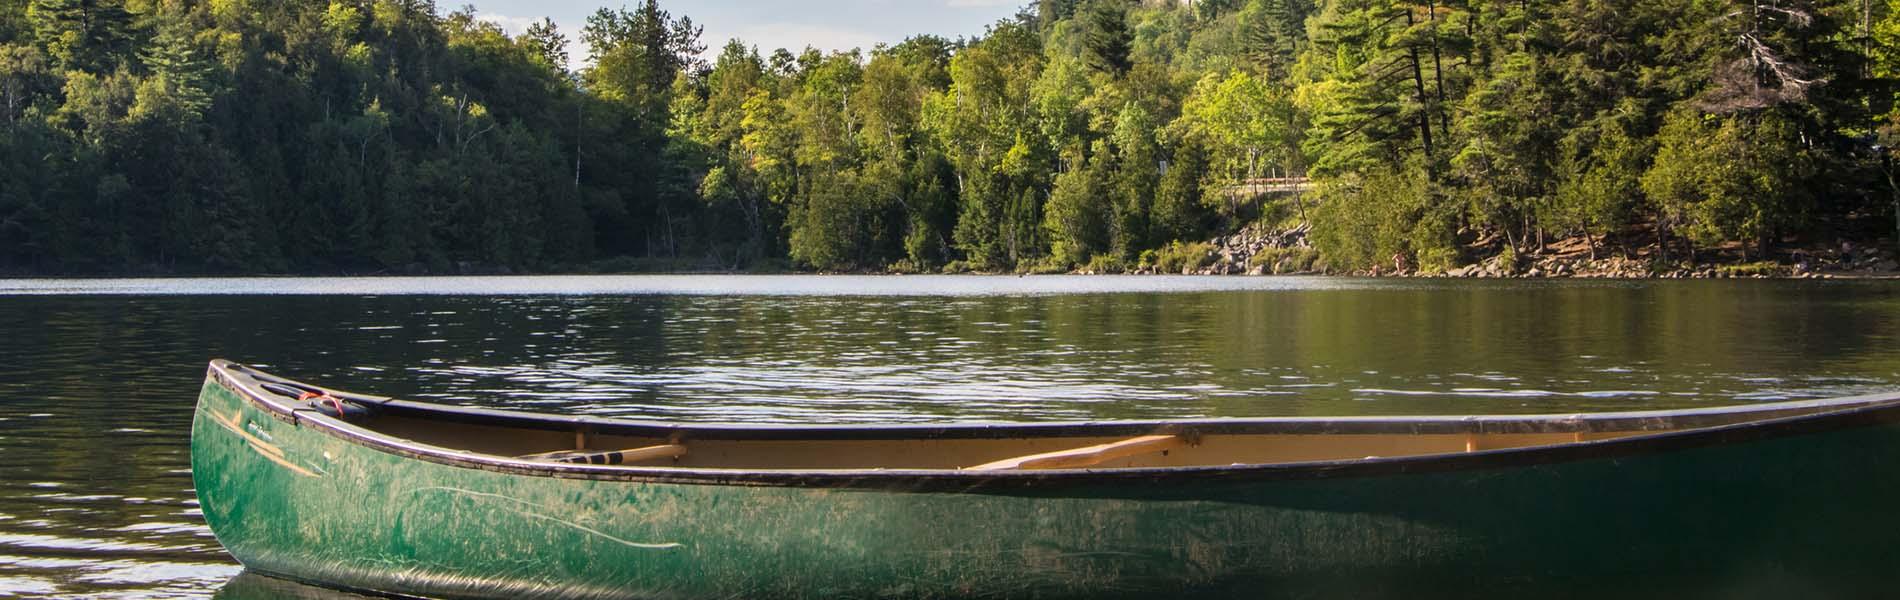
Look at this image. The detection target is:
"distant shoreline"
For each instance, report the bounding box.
[6,226,1898,281]
[5,262,1897,281]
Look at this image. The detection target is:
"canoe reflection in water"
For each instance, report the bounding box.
[193,360,1900,599]
[210,567,1872,600]
[214,571,380,599]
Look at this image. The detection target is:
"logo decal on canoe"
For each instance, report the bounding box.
[209,408,320,478]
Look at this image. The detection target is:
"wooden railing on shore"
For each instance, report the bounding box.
[1224,177,1313,195]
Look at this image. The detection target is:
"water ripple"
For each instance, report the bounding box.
[1,276,1898,597]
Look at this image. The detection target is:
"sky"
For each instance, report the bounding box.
[470,0,1026,68]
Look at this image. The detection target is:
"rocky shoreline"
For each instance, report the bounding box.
[1145,222,1900,279]
[1422,252,1900,279]
[9,224,1896,279]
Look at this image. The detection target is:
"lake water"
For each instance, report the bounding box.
[2,275,1898,598]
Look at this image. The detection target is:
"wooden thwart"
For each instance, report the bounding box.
[522,444,688,465]
[965,435,1185,471]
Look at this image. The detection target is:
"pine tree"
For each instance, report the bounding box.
[1082,0,1132,76]
[1044,146,1110,267]
[1307,0,1415,176]
[1151,136,1211,244]
[1038,0,1083,30]
[134,20,214,124]
[1239,0,1313,79]
[523,18,570,76]
[26,0,131,73]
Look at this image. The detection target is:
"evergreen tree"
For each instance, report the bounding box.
[1109,102,1158,258]
[1044,145,1110,266]
[1151,136,1211,243]
[133,19,214,125]
[26,0,132,73]
[1550,122,1650,259]
[1038,0,1082,30]
[1,42,51,127]
[523,18,570,75]
[1238,0,1311,79]
[1082,0,1132,76]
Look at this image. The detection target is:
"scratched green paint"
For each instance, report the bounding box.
[194,378,1900,599]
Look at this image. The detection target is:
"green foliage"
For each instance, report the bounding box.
[0,0,1891,275]
[1108,102,1158,258]
[1310,168,1456,271]
[1044,148,1110,267]
[522,18,570,74]
[1146,240,1216,273]
[932,18,1046,270]
[1717,261,1782,277]
[1176,69,1293,219]
[788,172,867,270]
[1305,0,1455,178]
[1550,123,1650,255]
[1452,51,1558,248]
[0,42,51,124]
[1879,0,1900,127]
[1151,136,1213,244]
[1082,0,1132,76]
[1083,252,1127,273]
[1640,110,1717,248]
[1643,109,1816,257]
[28,0,132,73]
[1236,0,1310,78]
[1248,246,1320,274]
[132,19,214,125]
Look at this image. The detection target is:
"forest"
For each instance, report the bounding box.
[0,0,1896,275]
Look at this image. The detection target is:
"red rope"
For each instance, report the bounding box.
[298,391,349,417]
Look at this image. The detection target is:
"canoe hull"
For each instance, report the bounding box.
[193,376,1900,599]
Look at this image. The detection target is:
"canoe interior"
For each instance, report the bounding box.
[366,412,1674,470]
[345,400,1869,470]
[216,362,1898,472]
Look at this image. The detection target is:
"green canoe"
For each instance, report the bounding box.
[193,359,1900,599]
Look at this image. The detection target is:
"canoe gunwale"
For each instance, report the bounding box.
[205,359,1900,490]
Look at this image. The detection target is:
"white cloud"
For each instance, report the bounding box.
[475,13,541,36]
[945,0,1019,6]
[702,22,886,57]
[477,13,588,70]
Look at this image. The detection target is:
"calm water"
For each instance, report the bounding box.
[2,275,1898,598]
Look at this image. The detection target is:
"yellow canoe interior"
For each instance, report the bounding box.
[352,403,1860,472]
[218,361,1900,473]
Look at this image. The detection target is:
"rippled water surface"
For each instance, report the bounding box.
[2,275,1898,597]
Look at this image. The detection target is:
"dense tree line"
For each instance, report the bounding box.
[1,0,1896,274]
